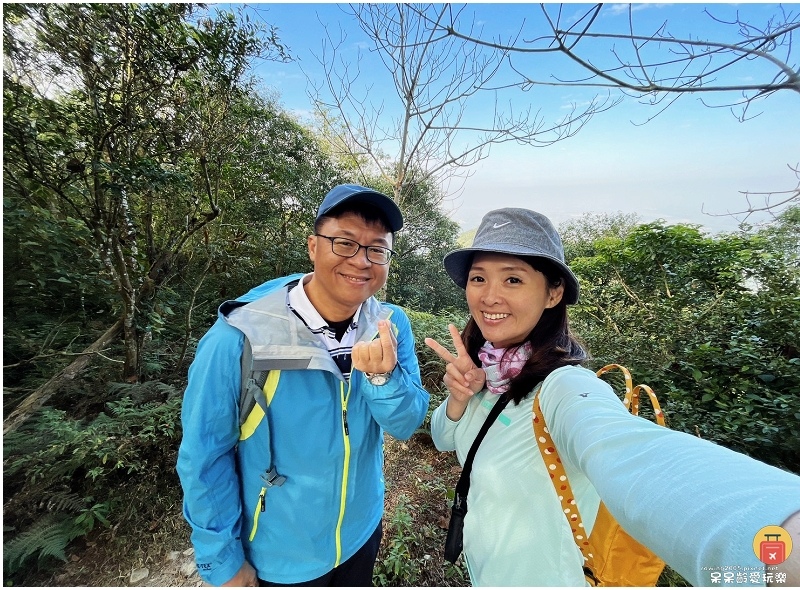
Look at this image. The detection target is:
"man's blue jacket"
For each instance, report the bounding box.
[177,274,429,585]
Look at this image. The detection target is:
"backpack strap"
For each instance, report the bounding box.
[240,336,285,487]
[532,392,593,560]
[596,364,666,426]
[240,336,269,426]
[532,378,666,586]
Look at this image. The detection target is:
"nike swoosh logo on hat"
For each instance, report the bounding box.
[492,222,511,228]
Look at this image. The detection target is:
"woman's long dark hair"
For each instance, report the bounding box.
[461,255,588,405]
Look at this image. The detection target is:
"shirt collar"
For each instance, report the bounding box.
[287,273,361,333]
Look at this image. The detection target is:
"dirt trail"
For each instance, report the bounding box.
[39,542,202,587]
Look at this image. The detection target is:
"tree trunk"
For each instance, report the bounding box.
[3,318,124,435]
[123,311,140,383]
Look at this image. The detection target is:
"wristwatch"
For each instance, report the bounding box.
[365,371,392,386]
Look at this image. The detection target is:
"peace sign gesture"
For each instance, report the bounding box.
[424,324,486,421]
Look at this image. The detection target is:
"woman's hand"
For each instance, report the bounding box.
[425,324,486,421]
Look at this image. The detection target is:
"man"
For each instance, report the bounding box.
[177,184,429,586]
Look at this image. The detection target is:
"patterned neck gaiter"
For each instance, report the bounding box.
[477,341,533,394]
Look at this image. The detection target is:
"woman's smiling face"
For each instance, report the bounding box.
[465,252,564,348]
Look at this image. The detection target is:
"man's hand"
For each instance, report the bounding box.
[425,324,486,421]
[222,561,257,587]
[352,320,397,375]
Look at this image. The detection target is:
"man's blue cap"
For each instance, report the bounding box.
[316,184,403,232]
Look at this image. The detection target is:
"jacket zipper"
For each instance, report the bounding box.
[249,486,267,542]
[333,380,352,566]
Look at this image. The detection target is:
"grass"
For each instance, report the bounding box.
[377,434,469,587]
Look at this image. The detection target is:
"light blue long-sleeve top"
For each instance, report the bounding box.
[431,364,800,586]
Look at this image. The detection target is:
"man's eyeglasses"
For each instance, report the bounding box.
[315,234,395,265]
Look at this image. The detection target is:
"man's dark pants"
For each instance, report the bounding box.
[258,522,383,587]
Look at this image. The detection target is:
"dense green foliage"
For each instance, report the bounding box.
[569,212,800,472]
[3,383,184,578]
[3,3,299,380]
[3,3,798,585]
[1,4,465,580]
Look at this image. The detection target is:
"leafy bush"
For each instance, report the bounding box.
[570,219,800,472]
[2,382,183,579]
[406,308,469,431]
[373,495,423,585]
[373,492,466,587]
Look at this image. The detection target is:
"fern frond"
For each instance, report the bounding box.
[47,489,88,514]
[3,409,67,457]
[107,381,136,396]
[2,513,75,573]
[106,380,181,408]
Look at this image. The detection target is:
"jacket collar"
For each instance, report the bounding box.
[220,276,390,378]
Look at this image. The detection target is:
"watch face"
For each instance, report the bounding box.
[368,373,389,386]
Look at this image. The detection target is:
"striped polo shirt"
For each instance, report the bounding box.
[287,274,360,380]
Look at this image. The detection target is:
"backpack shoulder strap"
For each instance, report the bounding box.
[240,336,269,427]
[532,392,591,559]
[533,380,665,586]
[239,336,285,487]
[596,364,666,426]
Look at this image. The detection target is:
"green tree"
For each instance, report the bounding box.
[384,179,466,314]
[173,93,347,356]
[2,194,112,391]
[3,4,288,427]
[559,211,641,262]
[571,220,800,471]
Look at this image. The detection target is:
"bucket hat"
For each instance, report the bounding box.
[443,208,579,304]
[316,184,403,232]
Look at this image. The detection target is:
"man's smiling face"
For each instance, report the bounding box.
[305,211,392,322]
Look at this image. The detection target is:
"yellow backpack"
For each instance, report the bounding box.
[532,364,666,586]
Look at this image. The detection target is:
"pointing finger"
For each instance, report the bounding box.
[424,337,457,364]
[448,324,469,358]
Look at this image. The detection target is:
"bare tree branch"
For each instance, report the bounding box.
[426,3,799,218]
[702,163,800,223]
[308,3,619,210]
[435,4,799,111]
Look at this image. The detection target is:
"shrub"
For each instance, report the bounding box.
[570,221,800,472]
[405,307,469,430]
[2,381,183,579]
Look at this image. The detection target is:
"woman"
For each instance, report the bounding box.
[426,208,799,587]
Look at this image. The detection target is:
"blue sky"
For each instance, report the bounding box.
[235,3,799,234]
